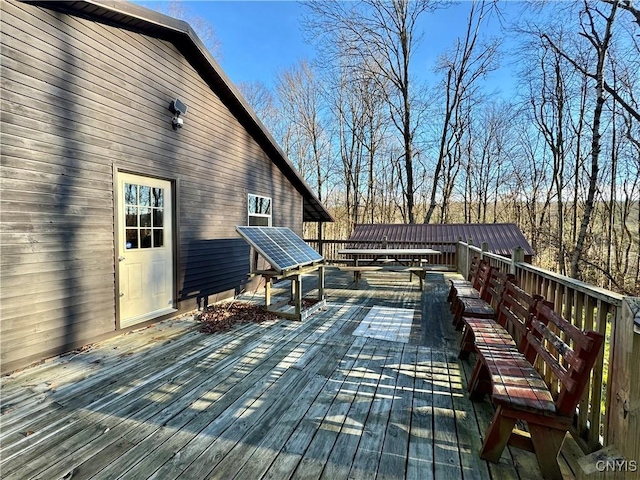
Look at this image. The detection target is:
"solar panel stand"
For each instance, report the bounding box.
[258,268,325,321]
[236,226,327,321]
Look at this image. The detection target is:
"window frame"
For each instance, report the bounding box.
[124,182,165,250]
[247,193,272,226]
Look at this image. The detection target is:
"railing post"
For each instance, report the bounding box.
[456,236,464,276]
[579,297,640,478]
[467,238,473,277]
[317,222,323,257]
[511,246,524,276]
[607,297,640,462]
[481,242,489,262]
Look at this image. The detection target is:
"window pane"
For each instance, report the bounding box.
[248,194,272,215]
[249,216,270,226]
[140,207,151,227]
[140,229,152,248]
[261,197,271,215]
[153,208,163,227]
[125,207,138,227]
[125,184,137,205]
[152,188,164,207]
[153,229,163,248]
[126,229,138,249]
[139,186,151,206]
[248,195,258,215]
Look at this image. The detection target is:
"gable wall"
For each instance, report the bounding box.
[0,0,303,372]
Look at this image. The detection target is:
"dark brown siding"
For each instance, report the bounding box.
[0,0,303,373]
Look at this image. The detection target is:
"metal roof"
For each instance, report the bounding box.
[349,223,535,257]
[30,0,333,223]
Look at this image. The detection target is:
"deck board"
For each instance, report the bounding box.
[0,270,575,480]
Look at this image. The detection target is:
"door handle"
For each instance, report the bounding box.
[118,256,125,262]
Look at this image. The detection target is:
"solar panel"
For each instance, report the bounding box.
[236,226,324,273]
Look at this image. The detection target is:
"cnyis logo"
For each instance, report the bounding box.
[596,459,638,472]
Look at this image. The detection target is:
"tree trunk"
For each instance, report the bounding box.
[569,1,618,279]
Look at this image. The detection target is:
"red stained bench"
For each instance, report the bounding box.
[447,256,483,304]
[467,301,604,480]
[452,265,512,331]
[458,280,540,360]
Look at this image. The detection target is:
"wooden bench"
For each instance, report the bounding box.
[450,261,492,319]
[458,280,539,360]
[335,265,429,290]
[336,266,382,288]
[452,264,510,330]
[467,301,605,480]
[447,256,482,304]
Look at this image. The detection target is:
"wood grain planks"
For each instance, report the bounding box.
[0,270,569,480]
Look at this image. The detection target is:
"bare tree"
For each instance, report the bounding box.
[304,0,440,223]
[424,0,499,224]
[275,61,333,202]
[236,80,276,124]
[150,1,222,57]
[540,0,619,279]
[527,41,573,274]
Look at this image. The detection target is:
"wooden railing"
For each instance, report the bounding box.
[304,238,458,267]
[457,241,639,465]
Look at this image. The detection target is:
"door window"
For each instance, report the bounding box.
[125,183,164,249]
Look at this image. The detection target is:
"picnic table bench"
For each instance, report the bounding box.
[335,265,430,290]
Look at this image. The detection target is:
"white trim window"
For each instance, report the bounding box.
[248,194,272,226]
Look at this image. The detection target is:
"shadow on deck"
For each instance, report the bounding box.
[0,269,579,479]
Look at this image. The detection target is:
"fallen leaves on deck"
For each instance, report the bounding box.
[196,302,279,334]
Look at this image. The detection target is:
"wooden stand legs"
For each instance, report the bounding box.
[480,406,517,463]
[480,406,567,480]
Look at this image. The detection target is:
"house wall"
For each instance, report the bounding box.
[0,0,303,373]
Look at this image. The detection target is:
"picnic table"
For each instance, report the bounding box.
[337,248,440,266]
[335,248,441,289]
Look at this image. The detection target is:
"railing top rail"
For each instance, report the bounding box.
[305,239,458,244]
[458,242,624,307]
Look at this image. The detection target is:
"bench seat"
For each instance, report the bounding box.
[447,279,473,302]
[447,256,482,302]
[335,265,428,290]
[453,297,493,329]
[451,262,495,327]
[458,282,540,360]
[450,286,481,312]
[474,346,556,414]
[462,317,516,349]
[336,266,384,272]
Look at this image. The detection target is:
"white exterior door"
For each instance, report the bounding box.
[117,172,174,328]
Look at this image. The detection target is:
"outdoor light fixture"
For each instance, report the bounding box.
[169,98,187,130]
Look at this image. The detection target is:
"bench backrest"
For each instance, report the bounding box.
[484,269,515,310]
[467,256,481,282]
[496,281,542,351]
[474,262,494,301]
[523,302,605,417]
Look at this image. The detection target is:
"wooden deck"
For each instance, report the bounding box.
[0,270,581,479]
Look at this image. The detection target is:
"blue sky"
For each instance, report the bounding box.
[137,1,519,97]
